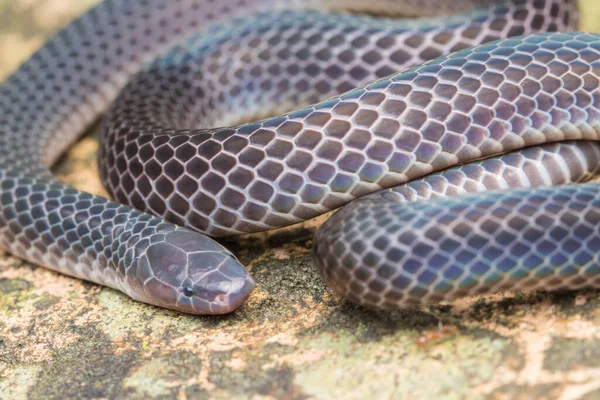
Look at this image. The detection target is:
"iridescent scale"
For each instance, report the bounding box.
[2,0,597,313]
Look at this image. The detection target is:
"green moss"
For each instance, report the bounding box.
[544,337,600,371]
[123,352,203,399]
[208,348,304,399]
[0,278,34,311]
[32,295,60,310]
[0,365,43,399]
[0,277,32,294]
[292,331,508,400]
[495,383,562,399]
[1,1,600,399]
[27,325,139,399]
[580,388,600,400]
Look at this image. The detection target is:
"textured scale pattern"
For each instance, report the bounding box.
[313,31,600,307]
[100,0,579,236]
[314,141,600,307]
[2,0,598,313]
[0,175,253,314]
[364,141,600,204]
[315,184,600,308]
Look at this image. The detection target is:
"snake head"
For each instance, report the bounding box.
[125,229,254,315]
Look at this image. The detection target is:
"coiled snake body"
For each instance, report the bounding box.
[1,0,597,314]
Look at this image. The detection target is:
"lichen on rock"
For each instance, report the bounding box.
[2,1,600,399]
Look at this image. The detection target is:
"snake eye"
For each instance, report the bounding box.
[182,287,194,297]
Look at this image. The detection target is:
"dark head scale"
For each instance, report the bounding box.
[125,229,254,314]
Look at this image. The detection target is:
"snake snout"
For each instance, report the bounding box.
[188,254,255,314]
[128,229,254,314]
[191,269,255,315]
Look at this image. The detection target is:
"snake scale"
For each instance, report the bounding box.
[1,0,598,314]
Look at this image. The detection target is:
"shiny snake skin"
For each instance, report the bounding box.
[0,0,594,314]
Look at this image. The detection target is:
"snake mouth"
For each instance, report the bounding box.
[172,275,256,315]
[156,273,255,315]
[188,253,256,315]
[122,230,256,315]
[168,253,257,315]
[205,276,256,315]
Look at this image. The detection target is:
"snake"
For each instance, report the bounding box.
[1,0,598,314]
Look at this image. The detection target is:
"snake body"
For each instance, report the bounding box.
[1,0,596,314]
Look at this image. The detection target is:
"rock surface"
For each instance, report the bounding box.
[1,1,600,399]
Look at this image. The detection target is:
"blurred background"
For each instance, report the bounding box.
[2,2,600,399]
[1,0,600,81]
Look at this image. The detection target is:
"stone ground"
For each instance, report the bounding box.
[1,1,600,399]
